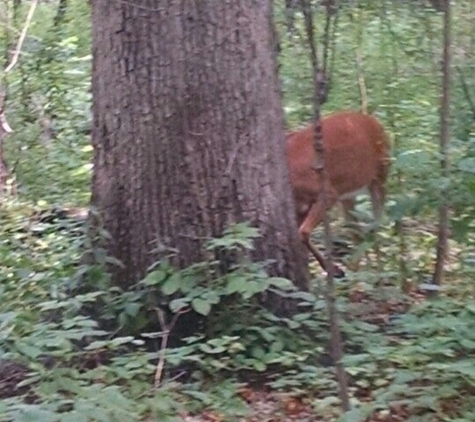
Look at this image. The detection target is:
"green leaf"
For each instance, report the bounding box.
[340,406,373,422]
[250,346,266,360]
[191,298,211,315]
[251,359,266,372]
[141,269,167,286]
[61,412,89,422]
[199,343,226,354]
[162,272,182,295]
[352,320,379,332]
[206,222,259,251]
[268,277,295,290]
[466,303,475,314]
[14,407,59,422]
[458,157,475,173]
[169,298,189,313]
[287,291,316,302]
[124,302,141,317]
[225,276,249,294]
[203,291,221,305]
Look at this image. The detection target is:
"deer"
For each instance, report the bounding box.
[286,111,391,277]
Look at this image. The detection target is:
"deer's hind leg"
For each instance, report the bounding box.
[298,186,344,277]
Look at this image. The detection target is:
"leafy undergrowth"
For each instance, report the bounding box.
[1,204,474,422]
[1,1,474,420]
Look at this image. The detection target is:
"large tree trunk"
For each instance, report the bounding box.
[90,1,309,291]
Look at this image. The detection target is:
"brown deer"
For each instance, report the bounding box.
[286,111,391,276]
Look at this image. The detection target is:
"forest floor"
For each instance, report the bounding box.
[0,277,423,422]
[179,288,426,422]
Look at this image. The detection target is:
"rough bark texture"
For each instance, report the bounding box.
[90,0,309,289]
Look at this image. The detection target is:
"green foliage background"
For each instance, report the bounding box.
[0,1,474,421]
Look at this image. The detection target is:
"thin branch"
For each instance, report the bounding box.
[153,306,189,388]
[4,0,39,74]
[353,5,368,114]
[0,103,12,134]
[328,4,340,89]
[433,0,451,286]
[355,50,368,114]
[322,0,338,78]
[455,65,475,121]
[300,0,350,411]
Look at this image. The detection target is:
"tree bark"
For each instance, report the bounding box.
[90,1,309,290]
[433,0,451,286]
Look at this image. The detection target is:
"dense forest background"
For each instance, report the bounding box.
[0,1,474,421]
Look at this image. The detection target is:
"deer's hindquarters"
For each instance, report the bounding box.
[286,111,391,273]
